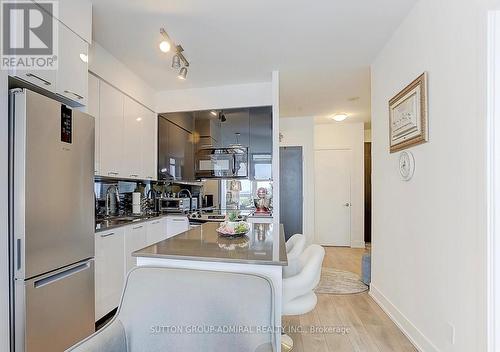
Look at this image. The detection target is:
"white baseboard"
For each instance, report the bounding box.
[350,240,365,248]
[369,284,440,352]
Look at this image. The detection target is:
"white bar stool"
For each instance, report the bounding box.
[281,244,325,352]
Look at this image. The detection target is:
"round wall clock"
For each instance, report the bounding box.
[399,151,415,181]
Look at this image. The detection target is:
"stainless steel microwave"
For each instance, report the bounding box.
[157,197,197,213]
[195,146,248,179]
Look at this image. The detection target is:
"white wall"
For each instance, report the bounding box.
[155,82,272,113]
[0,68,9,352]
[89,42,156,110]
[315,123,365,248]
[279,117,315,244]
[370,0,499,351]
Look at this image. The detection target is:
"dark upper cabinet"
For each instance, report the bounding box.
[220,109,250,147]
[158,116,194,181]
[249,106,273,180]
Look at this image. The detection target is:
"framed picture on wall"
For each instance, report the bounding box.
[389,72,428,153]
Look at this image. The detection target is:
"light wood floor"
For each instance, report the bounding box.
[282,246,417,352]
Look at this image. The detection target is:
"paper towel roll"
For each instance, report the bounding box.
[132,192,141,214]
[132,192,141,205]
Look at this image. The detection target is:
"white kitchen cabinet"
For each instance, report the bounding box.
[142,108,157,180]
[10,69,57,93]
[95,228,125,322]
[56,0,92,43]
[166,216,189,238]
[123,96,143,179]
[88,73,100,175]
[34,0,92,44]
[146,218,166,246]
[56,22,88,106]
[100,81,124,177]
[124,224,147,274]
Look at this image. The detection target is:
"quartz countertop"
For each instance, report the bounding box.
[133,222,288,266]
[95,213,185,233]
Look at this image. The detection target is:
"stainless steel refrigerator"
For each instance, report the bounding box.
[9,89,95,352]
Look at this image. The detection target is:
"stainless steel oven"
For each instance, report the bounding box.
[195,146,248,179]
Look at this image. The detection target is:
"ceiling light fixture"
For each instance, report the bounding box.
[159,40,171,53]
[331,113,348,122]
[219,111,226,122]
[160,28,190,79]
[178,67,188,80]
[171,54,181,68]
[210,110,218,116]
[79,53,88,63]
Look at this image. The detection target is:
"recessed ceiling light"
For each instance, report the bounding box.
[159,40,171,53]
[79,53,88,63]
[136,117,142,122]
[210,110,218,116]
[331,113,348,122]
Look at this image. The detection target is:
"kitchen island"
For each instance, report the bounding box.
[133,221,287,351]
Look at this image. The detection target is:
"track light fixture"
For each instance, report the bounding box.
[178,67,188,80]
[172,54,181,69]
[159,28,190,80]
[218,111,226,122]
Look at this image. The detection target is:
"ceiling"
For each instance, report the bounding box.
[92,0,416,124]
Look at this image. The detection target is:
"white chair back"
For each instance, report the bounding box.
[282,244,325,316]
[283,234,306,278]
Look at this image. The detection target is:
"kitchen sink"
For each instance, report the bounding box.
[96,215,160,230]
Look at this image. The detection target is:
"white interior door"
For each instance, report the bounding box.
[315,149,352,246]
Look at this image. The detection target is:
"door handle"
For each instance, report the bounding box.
[25,73,51,86]
[64,90,84,100]
[34,261,90,289]
[100,232,115,238]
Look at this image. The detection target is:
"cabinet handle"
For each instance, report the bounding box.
[151,221,160,224]
[172,219,186,222]
[147,176,153,179]
[25,73,51,86]
[100,232,115,238]
[64,90,84,100]
[132,225,144,230]
[108,172,119,176]
[129,174,138,178]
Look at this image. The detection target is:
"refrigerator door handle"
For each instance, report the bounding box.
[34,261,91,289]
[16,238,22,271]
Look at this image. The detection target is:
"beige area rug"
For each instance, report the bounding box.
[315,268,368,295]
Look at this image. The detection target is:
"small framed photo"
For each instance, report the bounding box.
[389,72,428,153]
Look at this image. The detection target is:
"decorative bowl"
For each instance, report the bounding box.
[216,221,250,237]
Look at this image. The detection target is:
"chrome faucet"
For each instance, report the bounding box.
[105,185,120,217]
[178,189,193,211]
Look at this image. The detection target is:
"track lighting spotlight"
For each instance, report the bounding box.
[218,111,226,122]
[178,67,188,80]
[159,40,171,53]
[172,54,181,69]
